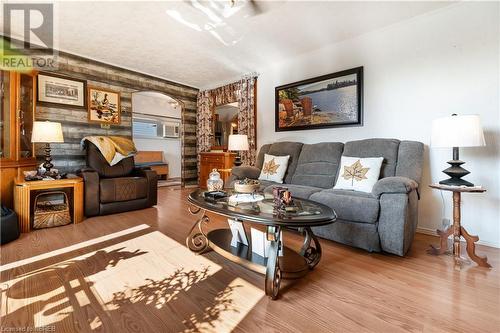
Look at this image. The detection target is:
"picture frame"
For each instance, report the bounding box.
[37,72,86,108]
[87,86,121,125]
[275,66,363,132]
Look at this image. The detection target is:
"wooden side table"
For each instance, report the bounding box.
[14,176,84,233]
[427,184,491,269]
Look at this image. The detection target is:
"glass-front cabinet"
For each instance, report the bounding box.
[0,70,13,160]
[0,70,37,207]
[18,73,35,159]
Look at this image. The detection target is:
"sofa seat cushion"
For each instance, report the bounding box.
[310,189,380,223]
[263,184,323,199]
[100,177,148,203]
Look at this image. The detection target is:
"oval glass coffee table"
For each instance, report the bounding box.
[186,190,337,299]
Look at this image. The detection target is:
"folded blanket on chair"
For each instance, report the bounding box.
[81,136,137,166]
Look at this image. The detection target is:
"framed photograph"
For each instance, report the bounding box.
[87,86,121,125]
[37,73,86,108]
[275,67,363,132]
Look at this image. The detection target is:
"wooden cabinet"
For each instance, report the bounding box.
[199,152,236,188]
[0,70,37,208]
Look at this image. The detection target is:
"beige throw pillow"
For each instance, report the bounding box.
[334,156,384,193]
[258,154,290,184]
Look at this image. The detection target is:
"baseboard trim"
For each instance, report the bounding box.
[416,227,500,249]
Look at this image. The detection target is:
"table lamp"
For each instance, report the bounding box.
[431,114,485,187]
[228,134,249,166]
[31,121,64,173]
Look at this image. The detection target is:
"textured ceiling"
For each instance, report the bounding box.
[3,1,452,88]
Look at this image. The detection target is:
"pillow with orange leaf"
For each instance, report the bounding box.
[333,156,384,193]
[258,154,290,184]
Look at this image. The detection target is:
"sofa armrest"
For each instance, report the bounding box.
[132,168,158,206]
[378,191,419,256]
[231,166,261,180]
[372,176,419,199]
[77,168,100,217]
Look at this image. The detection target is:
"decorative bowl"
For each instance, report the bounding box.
[234,181,260,193]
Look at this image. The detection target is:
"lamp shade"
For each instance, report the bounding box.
[431,114,485,148]
[31,121,64,143]
[228,134,249,151]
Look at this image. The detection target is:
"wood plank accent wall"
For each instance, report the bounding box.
[32,52,199,185]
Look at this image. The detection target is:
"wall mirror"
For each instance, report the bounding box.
[212,102,238,150]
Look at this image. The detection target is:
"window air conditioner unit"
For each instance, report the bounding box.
[163,121,180,138]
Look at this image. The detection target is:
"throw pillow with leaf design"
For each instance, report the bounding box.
[333,156,384,193]
[258,154,290,184]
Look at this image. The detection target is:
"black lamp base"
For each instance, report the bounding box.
[42,143,54,173]
[234,155,242,167]
[439,147,474,187]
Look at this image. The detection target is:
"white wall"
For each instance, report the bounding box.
[256,2,500,247]
[132,92,182,178]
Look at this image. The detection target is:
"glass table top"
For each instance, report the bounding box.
[188,189,337,227]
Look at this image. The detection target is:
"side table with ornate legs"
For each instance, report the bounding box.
[427,184,491,269]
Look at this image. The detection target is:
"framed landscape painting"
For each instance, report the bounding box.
[37,73,86,108]
[87,87,121,125]
[275,67,363,132]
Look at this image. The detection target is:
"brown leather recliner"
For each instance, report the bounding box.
[78,142,158,217]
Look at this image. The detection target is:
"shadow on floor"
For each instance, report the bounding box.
[2,242,243,332]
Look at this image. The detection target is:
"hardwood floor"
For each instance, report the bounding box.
[1,188,499,333]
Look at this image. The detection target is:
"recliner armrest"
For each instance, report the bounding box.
[132,168,158,206]
[372,176,419,199]
[77,168,100,217]
[231,166,261,180]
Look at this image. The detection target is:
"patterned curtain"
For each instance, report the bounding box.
[238,76,257,166]
[212,82,239,106]
[196,90,214,169]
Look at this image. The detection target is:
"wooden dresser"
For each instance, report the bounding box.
[199,152,236,188]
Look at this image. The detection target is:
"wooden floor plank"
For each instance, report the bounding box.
[1,187,499,333]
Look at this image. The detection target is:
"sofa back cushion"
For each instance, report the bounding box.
[86,141,135,178]
[257,142,303,184]
[343,139,400,179]
[256,144,272,169]
[395,140,424,183]
[291,142,344,188]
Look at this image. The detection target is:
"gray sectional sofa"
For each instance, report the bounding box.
[228,138,424,256]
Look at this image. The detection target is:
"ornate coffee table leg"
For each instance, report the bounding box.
[299,227,322,269]
[461,226,491,268]
[265,225,282,300]
[186,206,211,254]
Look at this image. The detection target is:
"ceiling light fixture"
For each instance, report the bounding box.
[166,10,202,32]
[166,0,263,46]
[191,0,223,23]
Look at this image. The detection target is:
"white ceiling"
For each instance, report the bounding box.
[4,1,453,88]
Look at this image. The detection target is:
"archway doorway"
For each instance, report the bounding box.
[131,91,184,187]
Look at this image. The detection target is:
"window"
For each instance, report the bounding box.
[133,116,180,139]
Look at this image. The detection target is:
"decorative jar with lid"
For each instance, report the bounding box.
[207,169,224,191]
